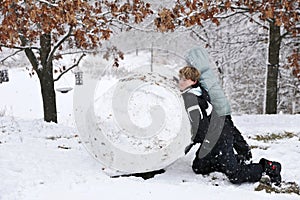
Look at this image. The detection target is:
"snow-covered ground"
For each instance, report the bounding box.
[1,68,300,200]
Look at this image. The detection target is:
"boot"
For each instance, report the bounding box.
[259,158,281,186]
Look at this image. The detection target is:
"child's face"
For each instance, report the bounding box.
[178,76,196,91]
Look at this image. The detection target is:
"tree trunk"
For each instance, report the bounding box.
[39,33,57,123]
[23,33,58,123]
[39,64,57,123]
[265,21,281,114]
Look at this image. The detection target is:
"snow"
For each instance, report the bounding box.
[1,67,300,199]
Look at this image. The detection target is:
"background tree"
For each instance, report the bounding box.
[193,16,269,114]
[0,0,152,122]
[186,13,299,114]
[155,0,300,114]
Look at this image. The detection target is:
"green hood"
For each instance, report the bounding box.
[185,46,231,116]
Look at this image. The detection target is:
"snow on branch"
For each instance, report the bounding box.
[0,44,39,51]
[53,53,85,82]
[47,26,73,64]
[36,0,58,7]
[110,19,154,32]
[0,49,23,63]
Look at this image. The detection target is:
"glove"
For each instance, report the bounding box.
[184,143,195,155]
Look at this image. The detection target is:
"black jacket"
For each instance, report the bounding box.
[182,82,212,143]
[182,82,252,160]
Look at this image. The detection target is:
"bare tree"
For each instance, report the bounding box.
[154,0,299,114]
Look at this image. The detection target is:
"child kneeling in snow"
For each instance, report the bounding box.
[179,66,281,185]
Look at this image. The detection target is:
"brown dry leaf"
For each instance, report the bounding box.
[265,7,274,19]
[225,1,231,9]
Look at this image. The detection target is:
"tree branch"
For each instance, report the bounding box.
[216,11,249,19]
[229,6,251,12]
[280,31,290,40]
[190,29,207,42]
[19,35,40,73]
[110,19,155,32]
[0,44,39,51]
[0,49,23,63]
[47,26,73,64]
[36,0,58,7]
[240,13,269,29]
[53,53,85,82]
[58,49,105,56]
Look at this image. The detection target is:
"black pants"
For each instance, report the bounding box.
[227,115,252,158]
[192,118,263,184]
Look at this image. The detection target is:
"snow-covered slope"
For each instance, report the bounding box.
[1,115,300,200]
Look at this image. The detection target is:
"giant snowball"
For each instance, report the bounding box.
[73,70,191,174]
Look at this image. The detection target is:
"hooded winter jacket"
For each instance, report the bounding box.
[181,82,213,143]
[185,46,231,116]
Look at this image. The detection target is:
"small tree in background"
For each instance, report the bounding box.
[0,0,152,122]
[155,0,299,114]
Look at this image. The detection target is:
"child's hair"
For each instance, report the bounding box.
[179,66,201,81]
